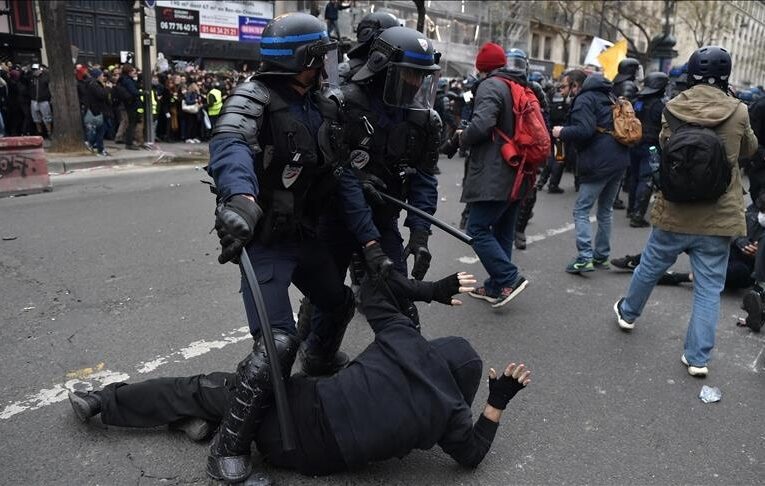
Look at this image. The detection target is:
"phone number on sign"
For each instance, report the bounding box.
[160,21,198,32]
[200,25,238,36]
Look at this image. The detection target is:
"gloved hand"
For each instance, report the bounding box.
[487,363,530,410]
[404,228,431,281]
[431,273,460,305]
[358,172,388,207]
[439,132,460,159]
[363,241,393,278]
[215,195,263,264]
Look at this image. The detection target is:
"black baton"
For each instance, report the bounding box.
[239,248,296,452]
[378,192,474,245]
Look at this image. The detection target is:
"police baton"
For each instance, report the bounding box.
[378,192,473,246]
[239,248,296,452]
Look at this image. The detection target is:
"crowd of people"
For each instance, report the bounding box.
[0,58,253,153]
[54,7,764,486]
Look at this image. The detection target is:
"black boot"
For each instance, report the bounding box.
[743,288,764,333]
[68,391,102,422]
[300,287,355,376]
[207,332,299,483]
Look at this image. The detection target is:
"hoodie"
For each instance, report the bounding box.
[651,84,758,236]
[559,73,630,183]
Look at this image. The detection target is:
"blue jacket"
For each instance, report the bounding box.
[559,74,630,183]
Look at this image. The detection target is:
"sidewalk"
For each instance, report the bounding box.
[45,140,210,174]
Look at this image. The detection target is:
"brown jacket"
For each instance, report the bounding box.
[652,84,759,237]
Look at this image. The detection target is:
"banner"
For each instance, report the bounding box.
[156,1,272,42]
[597,40,628,81]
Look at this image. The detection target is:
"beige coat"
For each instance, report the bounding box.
[652,84,759,237]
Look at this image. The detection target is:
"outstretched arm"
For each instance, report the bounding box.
[439,363,531,468]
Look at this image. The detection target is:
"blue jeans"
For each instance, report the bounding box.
[466,200,521,294]
[621,228,731,366]
[573,171,623,260]
[84,110,106,152]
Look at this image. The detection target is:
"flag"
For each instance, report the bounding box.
[597,40,628,81]
[583,37,614,67]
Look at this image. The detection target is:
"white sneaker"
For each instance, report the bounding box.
[681,354,708,377]
[613,298,635,330]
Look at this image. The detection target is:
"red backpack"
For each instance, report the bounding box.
[492,77,551,201]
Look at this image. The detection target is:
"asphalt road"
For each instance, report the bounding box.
[1,159,763,485]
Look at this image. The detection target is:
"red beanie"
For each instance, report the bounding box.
[475,42,506,73]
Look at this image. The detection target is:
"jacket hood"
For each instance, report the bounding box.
[580,73,613,94]
[666,84,741,127]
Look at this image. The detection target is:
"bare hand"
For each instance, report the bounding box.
[743,242,758,256]
[451,271,476,305]
[552,126,563,138]
[488,362,531,386]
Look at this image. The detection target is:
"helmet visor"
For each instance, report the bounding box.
[383,64,440,110]
[305,40,339,87]
[506,56,528,75]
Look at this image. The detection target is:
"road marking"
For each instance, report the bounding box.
[751,347,764,373]
[65,362,106,379]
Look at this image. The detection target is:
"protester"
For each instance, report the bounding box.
[553,72,630,274]
[324,0,350,40]
[67,270,532,479]
[458,42,530,307]
[83,68,110,156]
[30,64,52,137]
[613,46,758,377]
[116,64,140,150]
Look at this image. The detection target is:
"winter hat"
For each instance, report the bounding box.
[76,64,89,80]
[90,68,103,79]
[475,42,506,73]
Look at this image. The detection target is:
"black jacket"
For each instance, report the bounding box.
[30,71,51,102]
[635,94,664,146]
[317,276,496,469]
[84,79,110,117]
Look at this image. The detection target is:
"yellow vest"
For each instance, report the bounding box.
[208,88,223,116]
[137,91,145,114]
[151,89,158,116]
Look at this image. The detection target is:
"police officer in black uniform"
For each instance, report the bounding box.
[340,11,400,81]
[611,57,642,210]
[203,13,392,483]
[628,72,669,227]
[298,26,442,341]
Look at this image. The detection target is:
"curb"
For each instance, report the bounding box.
[46,150,208,174]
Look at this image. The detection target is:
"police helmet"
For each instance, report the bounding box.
[738,89,754,103]
[614,58,642,84]
[505,48,529,80]
[687,46,731,88]
[639,71,669,96]
[356,11,400,44]
[352,26,441,110]
[528,70,544,83]
[258,13,338,78]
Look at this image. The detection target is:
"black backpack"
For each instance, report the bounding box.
[659,108,731,203]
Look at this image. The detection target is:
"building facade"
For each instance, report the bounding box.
[0,0,42,65]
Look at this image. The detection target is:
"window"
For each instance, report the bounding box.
[532,33,540,58]
[543,35,552,60]
[579,40,589,66]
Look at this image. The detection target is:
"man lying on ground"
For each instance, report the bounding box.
[68,270,532,483]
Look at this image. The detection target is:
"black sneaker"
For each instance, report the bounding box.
[743,289,764,332]
[548,186,564,194]
[629,218,650,228]
[613,198,626,210]
[610,254,640,271]
[68,391,102,422]
[514,232,527,250]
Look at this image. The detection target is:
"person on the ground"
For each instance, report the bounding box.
[67,270,531,482]
[627,72,669,227]
[30,64,52,137]
[297,26,441,344]
[203,13,391,482]
[324,0,350,40]
[613,46,758,377]
[83,68,110,157]
[553,72,630,274]
[458,43,531,307]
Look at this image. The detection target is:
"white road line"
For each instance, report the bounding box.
[751,347,764,373]
[457,217,595,262]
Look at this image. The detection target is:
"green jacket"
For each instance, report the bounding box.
[652,84,758,237]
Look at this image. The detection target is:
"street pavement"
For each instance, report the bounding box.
[1,156,763,485]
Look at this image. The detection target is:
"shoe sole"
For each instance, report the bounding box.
[468,292,498,304]
[681,355,708,377]
[566,265,594,274]
[742,291,763,332]
[492,280,529,308]
[68,392,91,423]
[614,300,634,330]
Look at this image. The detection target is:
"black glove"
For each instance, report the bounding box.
[487,368,527,410]
[357,171,388,207]
[363,242,393,278]
[215,195,263,264]
[431,273,460,305]
[404,228,431,281]
[439,132,460,159]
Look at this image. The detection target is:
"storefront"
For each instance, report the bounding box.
[155,0,273,70]
[0,0,42,65]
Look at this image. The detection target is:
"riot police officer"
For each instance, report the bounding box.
[628,71,669,227]
[613,57,642,101]
[299,26,442,340]
[204,13,392,483]
[340,11,400,81]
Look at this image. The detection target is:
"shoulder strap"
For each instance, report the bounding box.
[662,107,683,132]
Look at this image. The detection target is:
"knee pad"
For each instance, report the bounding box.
[237,331,300,390]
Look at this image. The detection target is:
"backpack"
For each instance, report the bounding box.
[598,96,642,145]
[491,77,551,201]
[659,108,731,203]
